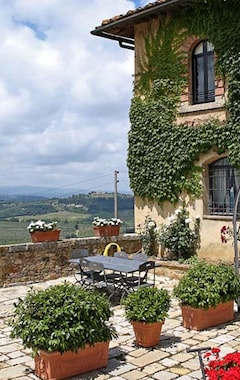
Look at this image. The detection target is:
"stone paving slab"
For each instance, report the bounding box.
[0,364,27,380]
[1,275,240,379]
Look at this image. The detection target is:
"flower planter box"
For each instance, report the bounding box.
[181,301,234,331]
[93,225,120,237]
[107,225,120,236]
[131,321,164,347]
[30,229,61,243]
[35,341,109,380]
[93,226,109,237]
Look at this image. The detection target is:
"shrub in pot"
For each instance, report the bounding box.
[173,261,240,330]
[122,287,171,347]
[9,282,117,380]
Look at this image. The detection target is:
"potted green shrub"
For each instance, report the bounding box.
[173,261,240,330]
[9,282,117,380]
[122,287,171,347]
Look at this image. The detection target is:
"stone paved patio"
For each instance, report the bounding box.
[1,275,240,380]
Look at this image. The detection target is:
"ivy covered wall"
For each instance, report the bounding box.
[127,0,240,205]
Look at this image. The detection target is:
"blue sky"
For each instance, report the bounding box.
[0,0,150,194]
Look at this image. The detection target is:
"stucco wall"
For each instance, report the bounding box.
[135,196,236,263]
[0,235,142,287]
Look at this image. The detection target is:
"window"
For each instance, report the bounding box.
[208,157,240,216]
[192,40,215,104]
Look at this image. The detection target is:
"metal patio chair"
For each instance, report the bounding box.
[69,249,90,285]
[132,252,148,261]
[80,259,117,299]
[124,260,156,293]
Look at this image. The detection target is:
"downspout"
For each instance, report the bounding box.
[233,186,240,310]
[119,40,135,50]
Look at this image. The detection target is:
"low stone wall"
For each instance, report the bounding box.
[0,234,142,287]
[0,234,192,287]
[154,260,190,280]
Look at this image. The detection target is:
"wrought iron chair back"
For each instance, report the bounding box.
[124,260,156,292]
[114,251,128,259]
[132,252,148,261]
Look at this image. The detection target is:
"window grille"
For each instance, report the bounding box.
[207,158,240,216]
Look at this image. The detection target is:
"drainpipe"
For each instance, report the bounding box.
[233,186,240,311]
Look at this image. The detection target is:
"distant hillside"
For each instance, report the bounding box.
[58,192,134,215]
[0,192,135,245]
[0,192,134,220]
[0,186,133,199]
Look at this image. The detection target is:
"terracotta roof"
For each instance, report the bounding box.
[100,0,169,30]
[91,0,188,45]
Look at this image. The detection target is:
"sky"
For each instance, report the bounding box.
[0,0,150,196]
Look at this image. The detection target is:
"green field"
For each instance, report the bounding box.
[0,217,93,245]
[0,193,134,245]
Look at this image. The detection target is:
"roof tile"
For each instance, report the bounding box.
[99,0,169,28]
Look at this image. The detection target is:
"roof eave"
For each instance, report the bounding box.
[90,0,189,44]
[91,30,135,50]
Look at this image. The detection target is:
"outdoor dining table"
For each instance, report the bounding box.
[87,255,146,273]
[69,255,159,298]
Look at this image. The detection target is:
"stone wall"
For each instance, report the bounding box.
[0,235,142,287]
[154,260,190,280]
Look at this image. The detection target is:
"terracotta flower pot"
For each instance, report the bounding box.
[34,341,109,380]
[93,225,120,237]
[93,226,109,237]
[30,229,61,243]
[107,225,120,236]
[181,300,234,330]
[131,320,164,347]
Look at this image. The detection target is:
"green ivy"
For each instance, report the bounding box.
[135,15,187,95]
[127,1,240,204]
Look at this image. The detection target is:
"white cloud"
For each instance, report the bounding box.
[0,0,138,193]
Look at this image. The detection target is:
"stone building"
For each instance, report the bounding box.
[91,0,240,263]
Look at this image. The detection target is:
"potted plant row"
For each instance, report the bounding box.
[122,287,171,347]
[9,282,117,380]
[92,217,123,237]
[27,220,61,242]
[173,261,240,330]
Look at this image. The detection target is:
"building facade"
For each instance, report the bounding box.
[91,0,240,263]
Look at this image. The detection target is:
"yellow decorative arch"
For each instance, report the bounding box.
[103,242,121,256]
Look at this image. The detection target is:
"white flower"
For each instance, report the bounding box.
[148,221,156,228]
[168,215,177,223]
[175,208,182,215]
[92,217,122,226]
[185,218,192,224]
[27,220,57,233]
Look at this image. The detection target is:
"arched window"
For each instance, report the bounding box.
[192,40,215,104]
[208,158,240,215]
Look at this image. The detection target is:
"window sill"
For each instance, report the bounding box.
[203,214,233,221]
[179,96,225,114]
